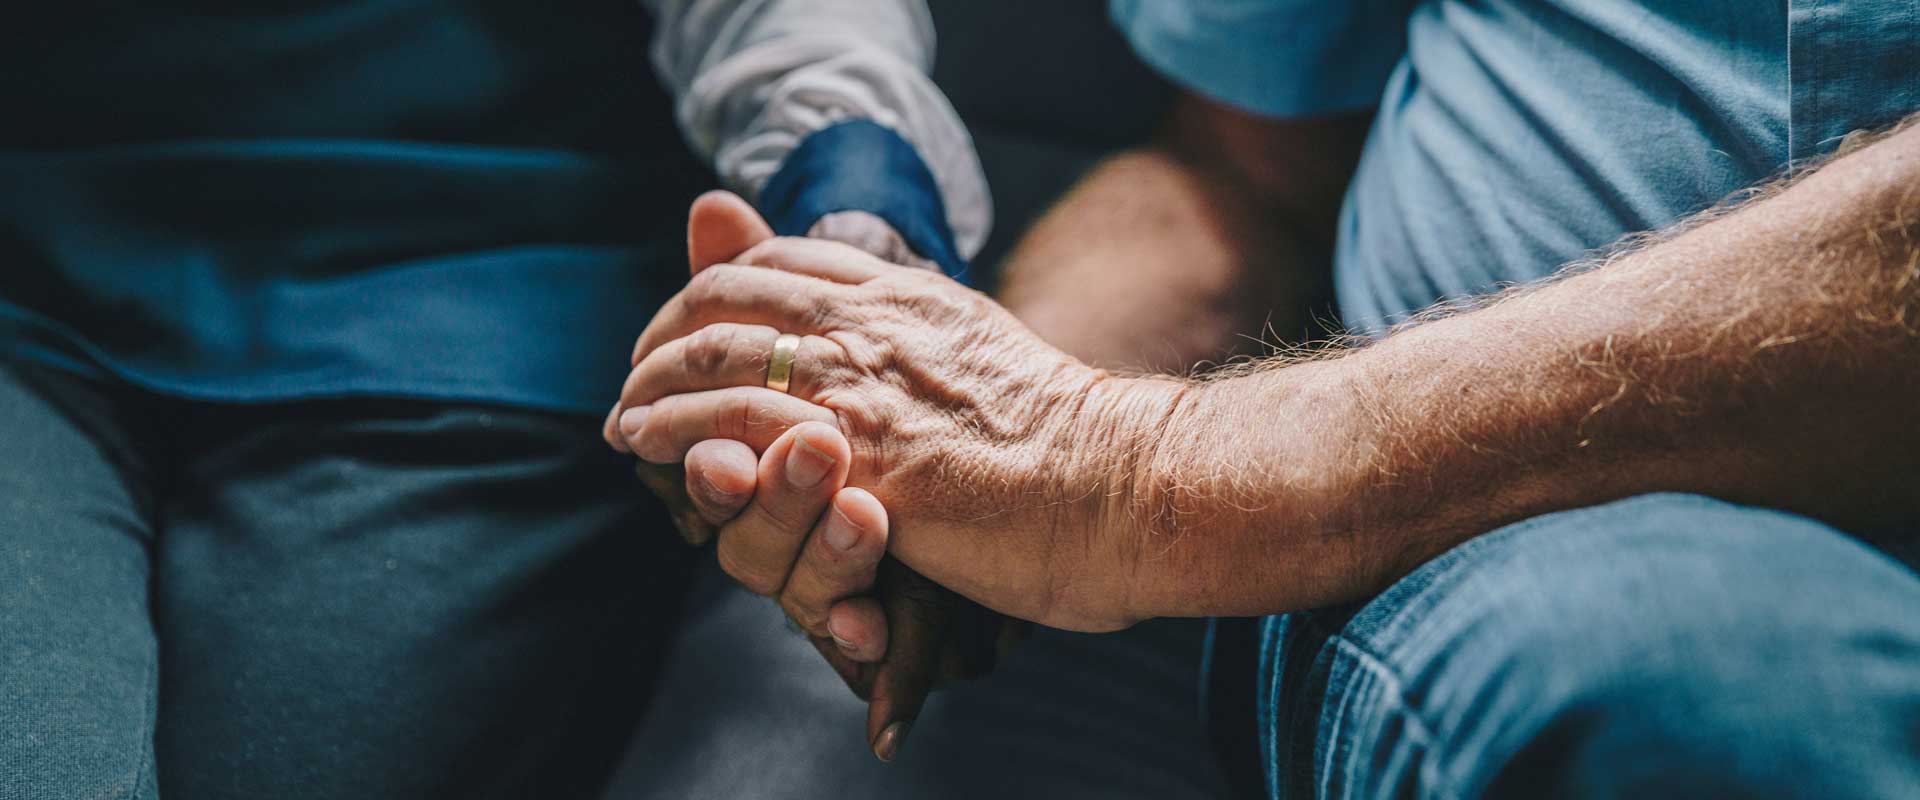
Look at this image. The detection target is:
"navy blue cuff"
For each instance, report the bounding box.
[757,119,967,282]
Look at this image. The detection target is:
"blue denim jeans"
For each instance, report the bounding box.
[0,363,694,798]
[1236,493,1920,798]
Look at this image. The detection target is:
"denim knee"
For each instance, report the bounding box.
[1307,493,1920,799]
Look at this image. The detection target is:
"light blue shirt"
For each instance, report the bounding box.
[1111,2,1919,797]
[1113,0,1919,333]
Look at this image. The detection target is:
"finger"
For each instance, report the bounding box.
[866,563,949,762]
[779,487,888,640]
[683,439,757,525]
[713,422,849,597]
[823,594,889,663]
[608,195,778,455]
[618,385,837,464]
[605,401,634,453]
[806,634,875,702]
[630,264,857,367]
[633,461,715,546]
[688,190,774,273]
[613,323,847,426]
[736,236,895,284]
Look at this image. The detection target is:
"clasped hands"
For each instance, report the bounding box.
[603,192,1172,760]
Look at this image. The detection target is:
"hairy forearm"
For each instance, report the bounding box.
[1116,119,1920,620]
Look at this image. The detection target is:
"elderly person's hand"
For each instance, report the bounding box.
[609,192,1018,760]
[611,229,1185,634]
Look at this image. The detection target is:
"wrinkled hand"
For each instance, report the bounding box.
[608,193,1018,759]
[611,214,1169,634]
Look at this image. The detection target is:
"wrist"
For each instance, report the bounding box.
[1117,357,1382,619]
[806,211,940,272]
[1043,371,1196,627]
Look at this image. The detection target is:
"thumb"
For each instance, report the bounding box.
[687,190,775,274]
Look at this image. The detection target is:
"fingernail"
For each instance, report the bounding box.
[604,406,629,452]
[831,633,859,654]
[873,721,911,762]
[827,613,857,649]
[694,470,743,507]
[785,435,835,488]
[618,406,650,439]
[821,506,861,552]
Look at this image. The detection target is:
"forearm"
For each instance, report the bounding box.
[1117,119,1920,620]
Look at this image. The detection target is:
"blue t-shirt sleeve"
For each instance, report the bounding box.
[1110,0,1413,117]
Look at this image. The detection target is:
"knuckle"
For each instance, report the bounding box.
[683,324,738,378]
[681,272,714,310]
[795,341,833,393]
[758,496,819,536]
[778,594,828,635]
[818,332,875,379]
[635,396,679,459]
[809,335,864,386]
[715,545,783,597]
[741,394,801,440]
[827,397,882,440]
[684,265,734,310]
[713,393,754,441]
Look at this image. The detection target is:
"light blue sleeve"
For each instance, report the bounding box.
[1110,0,1414,117]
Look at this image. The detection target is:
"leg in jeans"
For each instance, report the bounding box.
[1269,493,1920,799]
[151,400,694,798]
[0,366,161,798]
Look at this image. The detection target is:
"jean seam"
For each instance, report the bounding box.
[121,635,158,800]
[1262,616,1286,798]
[1325,635,1463,800]
[1315,662,1362,800]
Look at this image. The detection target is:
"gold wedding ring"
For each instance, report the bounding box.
[766,333,801,394]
